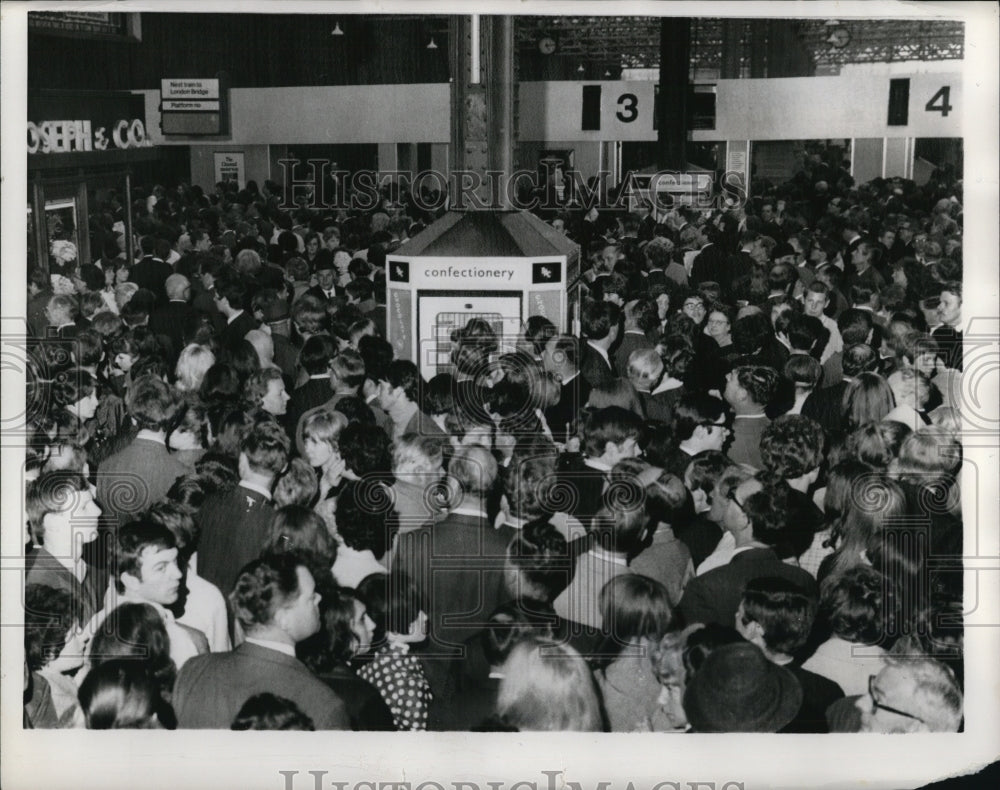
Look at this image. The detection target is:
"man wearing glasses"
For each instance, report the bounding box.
[854,658,963,733]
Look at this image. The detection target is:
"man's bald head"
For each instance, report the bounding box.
[165,273,191,301]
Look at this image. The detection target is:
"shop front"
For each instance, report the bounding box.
[27,89,188,275]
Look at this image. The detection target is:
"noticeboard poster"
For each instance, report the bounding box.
[213,151,244,189]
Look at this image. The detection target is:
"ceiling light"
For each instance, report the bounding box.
[427,36,438,50]
[331,22,344,36]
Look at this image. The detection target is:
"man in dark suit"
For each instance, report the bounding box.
[678,477,818,628]
[97,375,190,525]
[802,343,879,437]
[736,578,844,733]
[580,300,620,389]
[304,254,340,304]
[129,235,173,305]
[25,471,105,624]
[214,272,257,350]
[285,334,337,439]
[555,406,643,533]
[173,553,350,729]
[393,446,508,654]
[196,420,289,596]
[148,274,197,367]
[613,298,656,376]
[542,334,591,444]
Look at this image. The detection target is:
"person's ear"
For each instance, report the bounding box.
[120,570,142,595]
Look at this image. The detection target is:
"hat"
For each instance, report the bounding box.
[682,642,802,732]
[314,250,336,272]
[772,241,795,260]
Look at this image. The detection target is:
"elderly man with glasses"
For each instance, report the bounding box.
[856,658,963,733]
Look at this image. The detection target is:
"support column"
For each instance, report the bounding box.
[657,18,691,171]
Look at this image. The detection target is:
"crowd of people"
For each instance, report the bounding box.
[23,158,966,733]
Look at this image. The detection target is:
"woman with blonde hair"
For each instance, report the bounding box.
[175,344,216,393]
[496,635,604,732]
[301,409,349,501]
[842,372,895,433]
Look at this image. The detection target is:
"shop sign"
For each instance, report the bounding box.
[26,118,154,154]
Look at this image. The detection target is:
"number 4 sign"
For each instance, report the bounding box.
[925,86,953,116]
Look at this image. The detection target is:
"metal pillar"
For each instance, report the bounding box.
[657,17,691,171]
[449,15,517,208]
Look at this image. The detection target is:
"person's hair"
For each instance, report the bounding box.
[330,349,366,389]
[333,484,389,558]
[731,312,772,355]
[344,277,373,303]
[732,365,780,407]
[78,659,170,729]
[672,393,727,443]
[302,587,368,671]
[845,421,913,471]
[175,344,215,393]
[892,430,961,485]
[523,315,558,356]
[422,373,455,417]
[221,339,262,384]
[784,354,822,390]
[504,447,557,520]
[291,295,327,334]
[644,471,689,527]
[25,583,82,671]
[338,423,392,479]
[825,476,908,578]
[448,444,498,497]
[888,368,932,411]
[240,419,290,475]
[683,450,732,497]
[355,570,422,646]
[126,374,179,431]
[145,500,200,561]
[496,636,603,731]
[481,601,558,669]
[504,517,572,603]
[582,300,621,341]
[264,506,336,564]
[91,311,123,337]
[230,552,309,631]
[357,335,393,383]
[115,520,176,594]
[768,262,798,294]
[392,432,444,476]
[25,471,90,545]
[760,415,825,480]
[838,308,875,346]
[786,314,825,353]
[51,368,97,410]
[214,272,248,311]
[739,577,816,657]
[297,334,337,376]
[272,458,319,508]
[231,693,315,731]
[819,565,890,645]
[88,603,177,704]
[842,343,880,377]
[199,362,242,404]
[879,654,964,732]
[246,367,284,409]
[742,480,792,546]
[583,406,643,458]
[599,574,674,652]
[301,408,347,453]
[383,359,420,402]
[842,372,895,431]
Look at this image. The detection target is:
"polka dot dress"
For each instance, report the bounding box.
[357,643,433,731]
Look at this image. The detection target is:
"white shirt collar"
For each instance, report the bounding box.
[587,340,610,363]
[449,504,488,519]
[734,412,768,420]
[560,370,579,384]
[583,457,612,473]
[587,545,628,566]
[226,309,245,325]
[135,429,166,445]
[244,636,296,657]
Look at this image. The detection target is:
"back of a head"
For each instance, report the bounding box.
[598,574,674,648]
[230,693,315,731]
[448,444,498,498]
[481,601,558,669]
[739,576,817,656]
[583,406,643,458]
[760,415,825,480]
[240,419,291,476]
[496,636,603,732]
[78,659,166,730]
[229,552,306,632]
